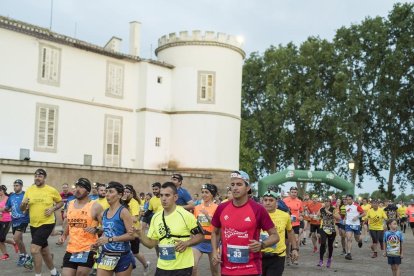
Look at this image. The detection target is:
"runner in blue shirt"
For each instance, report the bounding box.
[171,173,195,211]
[5,179,30,266]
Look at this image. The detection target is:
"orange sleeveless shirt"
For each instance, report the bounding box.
[67,200,98,253]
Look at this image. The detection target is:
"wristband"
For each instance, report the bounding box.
[260,241,265,249]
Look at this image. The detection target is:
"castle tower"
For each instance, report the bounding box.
[155,31,245,171]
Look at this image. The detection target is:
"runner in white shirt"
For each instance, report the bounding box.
[344,194,366,260]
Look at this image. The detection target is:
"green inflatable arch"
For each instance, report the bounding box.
[258,169,354,196]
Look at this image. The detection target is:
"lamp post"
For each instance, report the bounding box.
[348,159,356,195]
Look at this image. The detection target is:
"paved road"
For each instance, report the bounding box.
[0,228,413,275]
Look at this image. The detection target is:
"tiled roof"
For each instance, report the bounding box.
[0,15,174,69]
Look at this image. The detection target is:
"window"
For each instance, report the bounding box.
[38,43,61,85]
[106,62,124,98]
[198,71,215,103]
[157,76,163,83]
[34,103,59,152]
[104,115,122,167]
[155,137,161,147]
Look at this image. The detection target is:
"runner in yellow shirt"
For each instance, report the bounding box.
[135,182,204,275]
[360,198,371,243]
[366,199,387,258]
[397,201,408,233]
[20,169,63,276]
[261,191,295,276]
[123,184,150,274]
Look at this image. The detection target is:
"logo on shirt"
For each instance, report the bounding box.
[224,215,229,220]
[224,228,248,239]
[244,217,251,222]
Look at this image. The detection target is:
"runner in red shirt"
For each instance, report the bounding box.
[211,171,278,276]
[283,186,303,264]
[307,195,323,253]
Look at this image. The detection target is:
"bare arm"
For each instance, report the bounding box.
[211,227,222,265]
[135,228,158,249]
[249,227,279,252]
[182,200,195,211]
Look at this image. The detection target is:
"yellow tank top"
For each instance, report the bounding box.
[67,200,98,253]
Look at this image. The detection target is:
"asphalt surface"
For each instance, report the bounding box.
[0,227,413,275]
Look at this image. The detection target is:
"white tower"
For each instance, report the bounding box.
[155,31,245,171]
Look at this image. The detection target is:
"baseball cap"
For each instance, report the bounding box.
[230,170,250,184]
[14,179,23,185]
[75,178,91,192]
[35,168,47,177]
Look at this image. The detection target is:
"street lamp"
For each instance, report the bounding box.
[348,159,355,170]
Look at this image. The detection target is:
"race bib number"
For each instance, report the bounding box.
[70,251,90,263]
[197,214,211,227]
[291,215,297,222]
[260,233,276,249]
[98,254,120,270]
[159,244,176,261]
[227,244,249,263]
[323,226,333,235]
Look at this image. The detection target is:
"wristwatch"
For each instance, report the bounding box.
[108,237,114,243]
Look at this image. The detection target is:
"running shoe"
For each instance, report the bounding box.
[0,254,9,260]
[313,246,318,253]
[52,271,61,276]
[23,256,33,270]
[341,249,346,255]
[364,237,368,243]
[371,252,378,258]
[345,253,352,260]
[17,254,25,266]
[301,238,306,246]
[326,258,332,268]
[334,241,338,248]
[317,260,323,267]
[13,243,19,253]
[358,241,363,248]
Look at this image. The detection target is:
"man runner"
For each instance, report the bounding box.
[58,178,103,276]
[307,195,322,253]
[4,179,30,266]
[136,182,204,275]
[344,194,365,260]
[171,174,195,211]
[261,191,296,276]
[20,168,63,276]
[366,199,387,258]
[283,186,303,264]
[211,171,279,276]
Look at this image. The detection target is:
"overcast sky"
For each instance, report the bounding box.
[1,0,411,195]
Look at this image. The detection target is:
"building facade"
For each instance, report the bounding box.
[0,16,244,194]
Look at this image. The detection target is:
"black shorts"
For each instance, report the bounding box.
[63,251,96,269]
[155,267,192,276]
[299,220,304,229]
[369,230,384,244]
[262,254,285,276]
[387,256,401,265]
[12,222,29,235]
[0,222,11,242]
[310,224,320,233]
[130,237,140,254]
[30,223,55,248]
[292,226,300,235]
[410,222,414,228]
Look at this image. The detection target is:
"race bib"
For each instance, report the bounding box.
[98,254,120,270]
[291,215,297,222]
[159,244,176,261]
[260,233,276,249]
[323,226,333,235]
[70,251,90,263]
[227,244,249,263]
[197,214,211,227]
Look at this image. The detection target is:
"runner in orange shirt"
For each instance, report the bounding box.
[283,186,303,265]
[406,199,414,237]
[307,195,323,253]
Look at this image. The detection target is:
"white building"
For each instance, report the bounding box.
[0,16,244,191]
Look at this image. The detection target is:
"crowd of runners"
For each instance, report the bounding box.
[0,168,413,276]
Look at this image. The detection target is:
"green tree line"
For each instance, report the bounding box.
[240,3,414,199]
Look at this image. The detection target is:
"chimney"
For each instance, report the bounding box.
[129,21,141,57]
[104,37,122,52]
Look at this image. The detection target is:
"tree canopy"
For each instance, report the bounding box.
[240,3,414,199]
